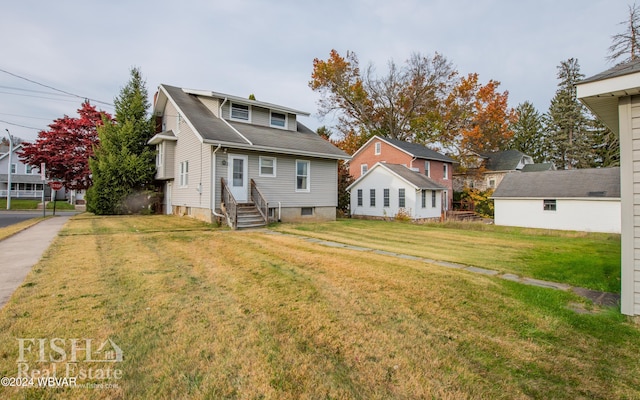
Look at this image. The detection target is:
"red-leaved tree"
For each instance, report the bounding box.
[19,101,112,190]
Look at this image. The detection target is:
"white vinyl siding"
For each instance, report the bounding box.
[349,164,443,220]
[213,153,339,209]
[494,198,620,233]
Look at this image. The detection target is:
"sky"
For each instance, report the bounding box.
[0,0,629,143]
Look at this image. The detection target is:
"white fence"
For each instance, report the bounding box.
[0,190,44,198]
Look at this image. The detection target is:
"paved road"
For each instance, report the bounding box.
[0,211,78,228]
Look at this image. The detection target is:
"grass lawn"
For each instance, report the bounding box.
[0,215,636,399]
[0,199,39,210]
[274,219,622,293]
[0,217,46,241]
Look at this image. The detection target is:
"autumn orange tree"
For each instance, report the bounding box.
[310,50,516,164]
[435,73,517,166]
[310,49,457,146]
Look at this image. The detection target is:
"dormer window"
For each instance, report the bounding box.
[230,103,250,122]
[270,111,287,128]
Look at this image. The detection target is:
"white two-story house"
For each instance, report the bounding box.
[148,84,350,228]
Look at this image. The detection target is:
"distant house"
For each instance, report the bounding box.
[349,136,455,210]
[0,144,46,200]
[492,168,620,233]
[347,162,447,221]
[454,149,554,191]
[148,84,350,228]
[576,59,640,316]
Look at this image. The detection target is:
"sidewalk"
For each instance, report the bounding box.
[0,216,70,308]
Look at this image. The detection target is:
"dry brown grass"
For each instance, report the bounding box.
[0,215,637,399]
[0,217,47,241]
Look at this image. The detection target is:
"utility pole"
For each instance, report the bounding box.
[5,129,13,210]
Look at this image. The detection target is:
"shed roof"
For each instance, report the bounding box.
[492,167,620,198]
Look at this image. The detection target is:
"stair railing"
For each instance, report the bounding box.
[221,178,238,229]
[250,179,269,224]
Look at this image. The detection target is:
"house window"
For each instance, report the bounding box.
[301,207,314,216]
[399,188,405,208]
[443,191,449,210]
[432,191,436,208]
[270,111,287,128]
[361,164,368,175]
[443,164,448,180]
[296,160,310,191]
[421,190,426,208]
[357,189,363,207]
[230,103,250,121]
[425,161,430,177]
[259,156,276,177]
[179,161,189,187]
[370,189,376,207]
[488,179,496,188]
[25,165,33,174]
[375,142,381,155]
[10,164,16,174]
[543,199,557,211]
[156,143,164,166]
[383,188,390,207]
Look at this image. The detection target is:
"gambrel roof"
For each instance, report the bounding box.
[151,84,349,160]
[492,167,620,199]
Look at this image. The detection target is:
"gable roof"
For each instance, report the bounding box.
[156,84,349,160]
[480,149,530,171]
[352,135,454,163]
[0,144,24,161]
[492,167,620,199]
[347,162,447,192]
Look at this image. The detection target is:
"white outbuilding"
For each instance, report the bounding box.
[492,167,621,234]
[347,162,446,221]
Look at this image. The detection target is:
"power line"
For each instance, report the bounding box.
[0,67,113,107]
[0,90,85,104]
[0,112,52,121]
[0,85,77,98]
[0,119,42,131]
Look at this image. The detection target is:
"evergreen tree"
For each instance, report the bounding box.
[509,101,546,162]
[543,58,592,169]
[86,68,156,214]
[590,118,620,167]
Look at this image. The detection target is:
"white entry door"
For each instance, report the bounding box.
[228,154,248,202]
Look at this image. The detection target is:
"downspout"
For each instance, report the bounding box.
[218,97,253,145]
[211,143,225,218]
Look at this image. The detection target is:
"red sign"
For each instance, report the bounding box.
[48,181,63,191]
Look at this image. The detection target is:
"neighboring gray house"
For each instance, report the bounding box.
[577,59,640,317]
[492,168,621,234]
[148,84,350,228]
[454,149,554,191]
[0,144,46,199]
[347,162,447,221]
